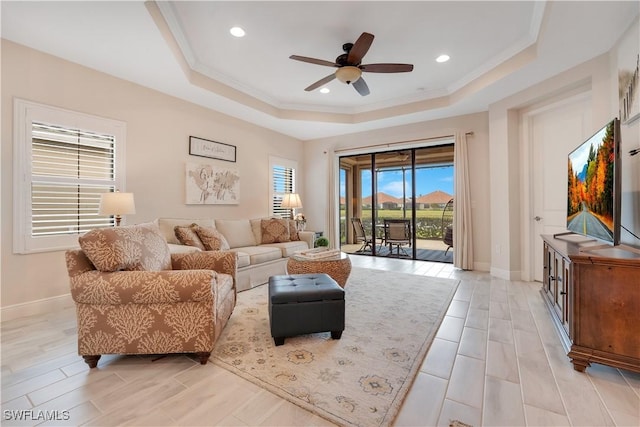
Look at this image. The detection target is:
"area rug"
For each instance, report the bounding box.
[211,267,459,427]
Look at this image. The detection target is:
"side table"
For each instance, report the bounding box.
[286,251,352,288]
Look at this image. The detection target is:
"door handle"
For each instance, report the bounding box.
[534,216,543,222]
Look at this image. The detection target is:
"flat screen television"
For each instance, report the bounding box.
[566,118,621,245]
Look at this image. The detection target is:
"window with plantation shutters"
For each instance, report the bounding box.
[14,99,126,253]
[269,157,297,219]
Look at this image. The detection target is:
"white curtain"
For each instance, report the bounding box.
[325,149,339,248]
[453,132,474,270]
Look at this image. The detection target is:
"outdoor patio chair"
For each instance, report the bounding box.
[351,217,374,252]
[384,219,411,257]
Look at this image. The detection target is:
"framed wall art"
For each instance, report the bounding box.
[189,136,236,162]
[185,163,240,205]
[618,22,639,126]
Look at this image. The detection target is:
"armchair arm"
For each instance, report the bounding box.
[70,269,215,305]
[171,251,237,285]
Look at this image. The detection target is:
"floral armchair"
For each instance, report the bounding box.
[65,223,237,368]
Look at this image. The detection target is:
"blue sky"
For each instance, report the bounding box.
[568,126,607,173]
[341,165,454,198]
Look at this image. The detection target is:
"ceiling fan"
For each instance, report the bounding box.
[289,32,414,96]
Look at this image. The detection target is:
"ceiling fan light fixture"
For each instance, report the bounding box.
[335,66,362,84]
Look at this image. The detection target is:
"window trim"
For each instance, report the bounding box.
[13,99,127,254]
[269,156,298,218]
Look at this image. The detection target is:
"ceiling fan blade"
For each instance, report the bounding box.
[290,55,338,68]
[360,63,414,73]
[352,77,370,96]
[305,73,336,91]
[347,32,374,65]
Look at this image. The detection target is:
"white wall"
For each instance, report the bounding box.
[488,16,640,280]
[1,40,304,318]
[302,112,492,272]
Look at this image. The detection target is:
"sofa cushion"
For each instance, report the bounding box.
[192,224,230,251]
[250,219,263,245]
[262,241,309,257]
[231,250,251,268]
[174,224,206,250]
[215,219,256,248]
[288,219,300,241]
[233,246,282,265]
[261,218,291,244]
[79,223,172,272]
[155,218,215,244]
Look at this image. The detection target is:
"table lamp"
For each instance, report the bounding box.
[99,191,136,226]
[281,193,302,218]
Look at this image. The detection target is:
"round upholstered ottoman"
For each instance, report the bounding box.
[268,274,345,346]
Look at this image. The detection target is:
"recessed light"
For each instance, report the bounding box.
[436,54,450,63]
[320,88,330,94]
[229,27,245,38]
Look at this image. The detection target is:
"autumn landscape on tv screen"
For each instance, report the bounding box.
[567,121,616,243]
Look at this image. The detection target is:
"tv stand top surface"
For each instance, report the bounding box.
[542,235,640,261]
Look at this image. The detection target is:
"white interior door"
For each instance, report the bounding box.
[526,95,592,282]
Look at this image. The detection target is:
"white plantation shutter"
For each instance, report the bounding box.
[14,99,126,253]
[269,157,297,219]
[31,123,116,236]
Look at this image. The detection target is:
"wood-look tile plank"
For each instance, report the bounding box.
[419,338,458,379]
[436,398,482,427]
[445,355,485,409]
[435,316,465,343]
[486,340,519,384]
[464,307,489,330]
[394,372,447,426]
[586,364,640,426]
[457,327,487,361]
[482,376,526,426]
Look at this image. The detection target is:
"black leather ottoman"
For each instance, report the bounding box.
[268,274,345,346]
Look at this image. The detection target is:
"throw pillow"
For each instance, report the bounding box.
[79,223,172,272]
[192,224,230,251]
[174,224,206,250]
[288,219,300,241]
[261,218,291,244]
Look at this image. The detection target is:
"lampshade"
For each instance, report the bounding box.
[336,66,362,84]
[280,193,302,209]
[99,191,135,226]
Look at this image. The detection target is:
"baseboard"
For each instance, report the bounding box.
[490,267,521,281]
[0,294,74,323]
[473,261,490,272]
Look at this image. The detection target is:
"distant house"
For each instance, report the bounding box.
[362,192,403,209]
[415,190,453,209]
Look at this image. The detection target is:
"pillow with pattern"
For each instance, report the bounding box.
[79,223,172,272]
[261,218,291,244]
[174,224,206,250]
[192,224,230,251]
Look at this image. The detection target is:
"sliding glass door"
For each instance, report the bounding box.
[339,143,454,262]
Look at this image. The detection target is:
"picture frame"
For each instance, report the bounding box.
[617,23,639,126]
[189,136,236,162]
[185,162,240,205]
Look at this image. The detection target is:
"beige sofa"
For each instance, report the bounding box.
[155,218,315,291]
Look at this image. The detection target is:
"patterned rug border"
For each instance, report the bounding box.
[211,268,460,427]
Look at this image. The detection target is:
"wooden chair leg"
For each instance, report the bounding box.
[195,352,210,365]
[83,355,101,368]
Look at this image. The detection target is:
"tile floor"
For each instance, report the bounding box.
[1,255,638,426]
